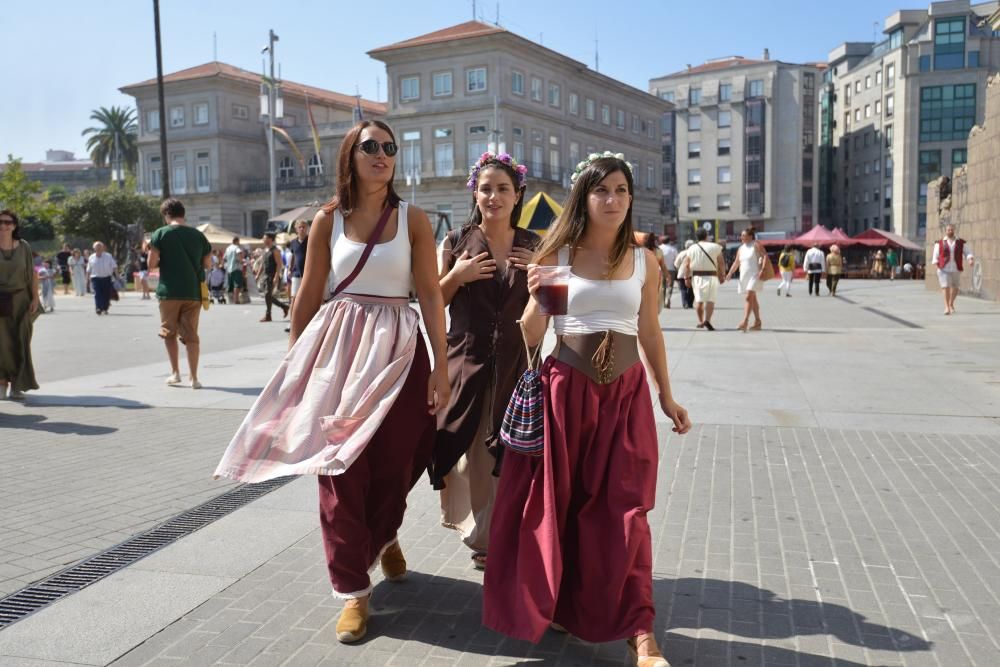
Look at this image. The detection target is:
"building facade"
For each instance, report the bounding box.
[0,150,111,194]
[368,21,673,234]
[821,0,1000,241]
[120,62,384,236]
[649,55,822,242]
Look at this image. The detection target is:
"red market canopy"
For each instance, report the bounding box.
[830,228,856,246]
[851,228,922,251]
[793,225,838,246]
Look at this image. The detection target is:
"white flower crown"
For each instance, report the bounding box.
[570,151,633,184]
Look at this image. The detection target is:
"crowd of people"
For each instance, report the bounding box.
[1,118,979,666]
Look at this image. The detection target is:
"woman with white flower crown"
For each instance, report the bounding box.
[430,152,540,571]
[483,152,691,667]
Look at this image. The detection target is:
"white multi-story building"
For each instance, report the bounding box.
[650,54,822,241]
[820,0,1000,240]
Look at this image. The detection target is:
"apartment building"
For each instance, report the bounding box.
[821,0,1000,240]
[368,21,673,233]
[650,54,822,241]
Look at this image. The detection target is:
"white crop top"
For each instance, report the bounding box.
[329,202,413,297]
[553,246,646,336]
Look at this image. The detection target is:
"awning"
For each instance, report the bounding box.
[851,228,922,251]
[196,223,264,249]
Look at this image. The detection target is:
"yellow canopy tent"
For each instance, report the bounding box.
[195,223,264,250]
[517,192,563,236]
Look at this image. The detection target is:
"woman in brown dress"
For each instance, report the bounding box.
[431,152,539,570]
[0,209,40,400]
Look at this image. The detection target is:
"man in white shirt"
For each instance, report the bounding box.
[803,244,826,296]
[658,237,678,309]
[673,239,696,309]
[87,241,117,315]
[683,229,726,330]
[931,223,973,315]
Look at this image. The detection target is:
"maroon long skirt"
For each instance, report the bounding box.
[483,357,659,643]
[318,336,435,598]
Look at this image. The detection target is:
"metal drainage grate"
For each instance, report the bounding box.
[0,475,296,629]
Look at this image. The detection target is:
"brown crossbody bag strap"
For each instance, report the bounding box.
[328,204,396,300]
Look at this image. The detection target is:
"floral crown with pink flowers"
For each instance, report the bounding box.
[466,152,528,191]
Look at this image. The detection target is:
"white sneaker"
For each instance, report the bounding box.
[166,372,182,385]
[190,379,202,390]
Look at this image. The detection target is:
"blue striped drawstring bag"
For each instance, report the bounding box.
[499,321,544,456]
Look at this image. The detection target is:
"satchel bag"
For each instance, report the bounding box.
[808,261,822,271]
[499,322,544,457]
[756,243,775,282]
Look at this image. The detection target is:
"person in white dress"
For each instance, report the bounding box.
[726,226,765,332]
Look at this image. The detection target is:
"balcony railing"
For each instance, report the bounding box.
[137,178,220,197]
[241,174,329,194]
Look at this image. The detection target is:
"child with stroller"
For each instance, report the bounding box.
[208,264,227,304]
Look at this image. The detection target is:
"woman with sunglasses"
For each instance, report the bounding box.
[0,209,40,400]
[215,121,450,644]
[429,152,538,572]
[483,155,690,667]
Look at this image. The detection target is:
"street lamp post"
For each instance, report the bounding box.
[405,137,421,205]
[261,29,281,218]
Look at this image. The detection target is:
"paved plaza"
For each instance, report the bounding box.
[1,277,999,666]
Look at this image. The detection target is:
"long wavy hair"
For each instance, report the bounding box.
[322,120,402,215]
[533,157,636,274]
[467,160,526,229]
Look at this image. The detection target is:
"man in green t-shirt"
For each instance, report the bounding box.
[148,198,212,389]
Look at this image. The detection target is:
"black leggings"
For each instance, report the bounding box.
[826,274,840,295]
[808,273,822,295]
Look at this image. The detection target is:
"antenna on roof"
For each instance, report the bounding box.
[376,76,381,102]
[213,31,217,61]
[873,21,879,43]
[472,0,476,20]
[495,1,499,25]
[595,28,599,72]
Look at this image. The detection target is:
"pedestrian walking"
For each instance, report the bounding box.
[431,151,538,572]
[82,248,92,293]
[659,236,678,308]
[0,209,40,400]
[642,232,668,314]
[886,247,899,281]
[56,243,72,295]
[215,120,450,645]
[727,226,766,331]
[88,241,117,315]
[148,198,211,389]
[223,236,245,305]
[931,223,974,315]
[826,244,843,296]
[137,242,152,299]
[288,220,309,307]
[684,228,725,330]
[777,244,796,297]
[255,232,289,322]
[804,243,825,296]
[38,260,56,313]
[68,248,86,296]
[674,239,696,309]
[483,154,689,667]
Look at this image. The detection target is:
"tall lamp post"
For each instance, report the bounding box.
[153,0,169,198]
[405,137,421,205]
[260,29,282,218]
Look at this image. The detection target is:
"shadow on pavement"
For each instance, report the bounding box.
[17,395,152,409]
[199,386,263,396]
[0,412,118,435]
[356,573,923,664]
[657,578,931,654]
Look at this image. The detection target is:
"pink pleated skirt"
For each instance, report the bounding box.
[215,294,423,483]
[483,356,659,644]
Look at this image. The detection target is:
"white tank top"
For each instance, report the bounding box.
[553,246,646,336]
[329,202,412,297]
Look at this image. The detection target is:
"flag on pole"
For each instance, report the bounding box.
[305,94,322,173]
[271,125,305,170]
[353,95,364,123]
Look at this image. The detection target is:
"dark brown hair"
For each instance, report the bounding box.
[0,209,20,240]
[467,161,526,229]
[534,157,636,275]
[642,231,659,250]
[160,198,185,219]
[742,225,757,240]
[322,120,402,214]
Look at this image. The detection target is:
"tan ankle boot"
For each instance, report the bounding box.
[336,596,369,643]
[380,541,407,581]
[626,634,671,667]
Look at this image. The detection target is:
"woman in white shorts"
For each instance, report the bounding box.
[727,226,765,332]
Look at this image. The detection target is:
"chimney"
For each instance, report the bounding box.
[763,48,770,61]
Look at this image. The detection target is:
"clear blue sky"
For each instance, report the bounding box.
[3,0,907,163]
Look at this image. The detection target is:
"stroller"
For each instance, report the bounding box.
[207,267,227,304]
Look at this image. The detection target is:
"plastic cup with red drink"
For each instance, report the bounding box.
[531,265,571,316]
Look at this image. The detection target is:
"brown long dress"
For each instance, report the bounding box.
[0,241,39,392]
[430,224,539,551]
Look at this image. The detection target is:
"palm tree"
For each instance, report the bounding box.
[81,106,138,177]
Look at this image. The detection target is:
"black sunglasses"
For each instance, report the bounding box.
[356,139,398,157]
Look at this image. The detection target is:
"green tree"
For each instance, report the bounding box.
[60,187,160,262]
[0,156,60,241]
[81,106,138,175]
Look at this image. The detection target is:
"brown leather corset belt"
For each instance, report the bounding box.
[555,331,641,384]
